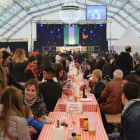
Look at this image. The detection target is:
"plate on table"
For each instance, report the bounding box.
[78,98,93,102]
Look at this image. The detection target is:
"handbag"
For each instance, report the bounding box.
[1,125,13,140]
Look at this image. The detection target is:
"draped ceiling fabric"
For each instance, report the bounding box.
[113,25,140,53]
[0,0,140,40]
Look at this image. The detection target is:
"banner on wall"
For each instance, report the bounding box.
[64,25,79,45]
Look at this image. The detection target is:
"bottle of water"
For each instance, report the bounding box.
[67,80,71,89]
[67,128,73,140]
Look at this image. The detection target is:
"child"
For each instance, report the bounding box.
[24,106,44,140]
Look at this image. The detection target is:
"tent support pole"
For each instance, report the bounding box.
[31,22,33,52]
[110,22,111,50]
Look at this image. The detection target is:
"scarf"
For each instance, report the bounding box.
[25,65,38,80]
[24,95,37,107]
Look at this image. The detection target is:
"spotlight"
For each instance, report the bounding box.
[73,25,74,26]
[90,31,93,33]
[100,24,102,27]
[41,24,43,27]
[83,29,85,31]
[58,29,60,31]
[51,31,53,33]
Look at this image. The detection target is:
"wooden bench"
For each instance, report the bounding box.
[105,114,121,132]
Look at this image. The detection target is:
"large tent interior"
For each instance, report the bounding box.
[0,0,140,53]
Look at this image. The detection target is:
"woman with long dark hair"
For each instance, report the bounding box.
[83,61,95,79]
[25,52,38,81]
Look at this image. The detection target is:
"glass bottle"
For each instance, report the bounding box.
[83,81,87,98]
[72,133,76,140]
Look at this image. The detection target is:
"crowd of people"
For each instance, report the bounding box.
[0,46,140,140]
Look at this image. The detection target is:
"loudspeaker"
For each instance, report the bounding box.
[99,41,108,52]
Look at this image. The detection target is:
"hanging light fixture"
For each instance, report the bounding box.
[59,0,81,25]
[0,36,3,42]
[0,0,11,6]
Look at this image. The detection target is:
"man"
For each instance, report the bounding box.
[108,82,140,140]
[39,67,62,112]
[49,50,54,63]
[97,57,105,70]
[41,50,51,67]
[134,52,140,60]
[113,50,118,62]
[75,51,82,64]
[116,46,133,77]
[87,69,105,105]
[102,59,112,77]
[100,70,123,130]
[55,51,61,63]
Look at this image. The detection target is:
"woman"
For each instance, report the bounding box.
[2,51,24,91]
[54,63,67,87]
[23,79,48,118]
[0,87,30,140]
[0,51,8,96]
[83,61,95,79]
[25,52,38,81]
[87,69,105,105]
[9,48,28,82]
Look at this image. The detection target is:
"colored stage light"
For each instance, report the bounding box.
[83,29,85,31]
[51,31,53,33]
[90,31,93,33]
[58,29,60,31]
[100,24,102,27]
[41,24,43,26]
[73,25,74,26]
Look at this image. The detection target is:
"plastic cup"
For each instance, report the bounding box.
[88,121,96,136]
[79,117,85,128]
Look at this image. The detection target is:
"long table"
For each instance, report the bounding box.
[54,94,101,117]
[38,112,109,140]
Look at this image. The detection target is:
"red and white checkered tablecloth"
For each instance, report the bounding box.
[53,94,101,119]
[38,112,109,140]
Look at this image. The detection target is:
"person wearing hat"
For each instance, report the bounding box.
[2,51,24,91]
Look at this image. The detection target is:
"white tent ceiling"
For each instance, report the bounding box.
[0,0,140,40]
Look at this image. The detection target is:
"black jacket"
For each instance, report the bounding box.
[39,79,62,112]
[25,69,35,81]
[5,67,24,91]
[74,55,83,64]
[97,60,105,70]
[90,78,105,104]
[9,60,28,82]
[116,52,133,74]
[102,63,112,76]
[83,70,91,79]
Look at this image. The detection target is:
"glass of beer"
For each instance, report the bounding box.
[88,121,96,136]
[73,89,77,102]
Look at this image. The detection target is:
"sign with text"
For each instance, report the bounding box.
[66,102,83,114]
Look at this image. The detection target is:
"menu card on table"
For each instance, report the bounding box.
[66,102,83,114]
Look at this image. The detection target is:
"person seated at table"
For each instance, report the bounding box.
[0,87,30,140]
[108,82,140,140]
[100,70,123,133]
[87,69,105,105]
[54,63,67,87]
[83,61,95,79]
[25,52,38,81]
[23,79,48,118]
[24,106,44,140]
[39,67,62,112]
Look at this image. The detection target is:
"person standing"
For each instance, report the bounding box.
[41,51,51,68]
[55,51,61,63]
[116,46,133,77]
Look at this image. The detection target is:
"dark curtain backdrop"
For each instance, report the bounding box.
[37,24,64,46]
[0,42,28,52]
[79,24,106,46]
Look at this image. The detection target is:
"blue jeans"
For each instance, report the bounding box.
[108,133,120,140]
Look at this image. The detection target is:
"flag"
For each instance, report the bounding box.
[64,25,79,45]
